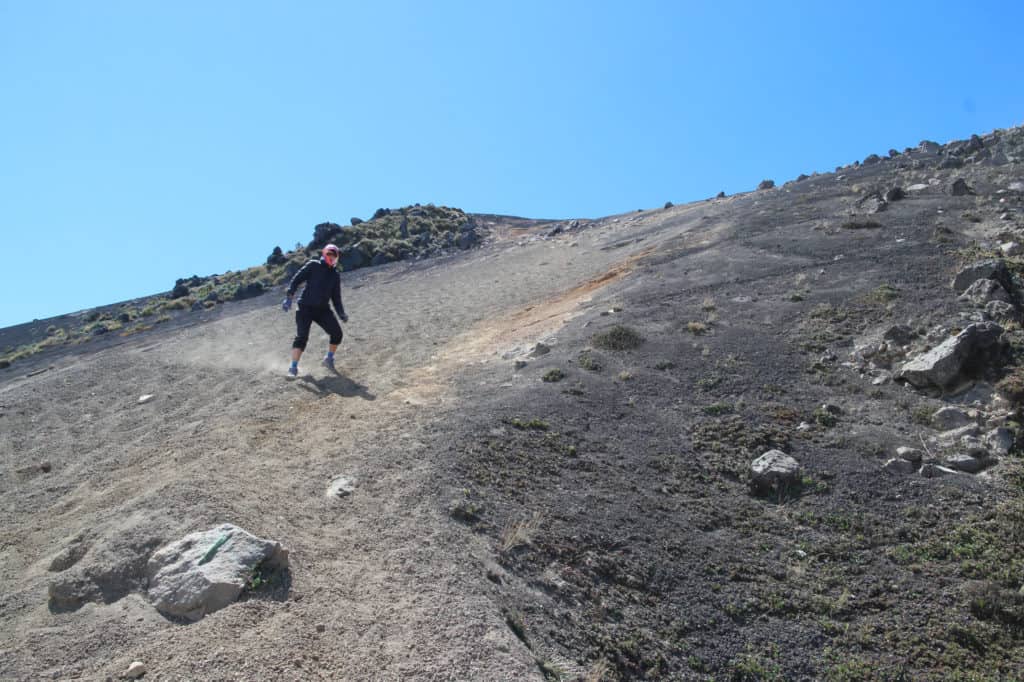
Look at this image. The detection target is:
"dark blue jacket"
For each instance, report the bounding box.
[287,259,346,315]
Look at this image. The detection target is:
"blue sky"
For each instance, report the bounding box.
[2,1,1023,328]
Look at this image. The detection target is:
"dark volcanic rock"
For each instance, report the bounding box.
[266,246,286,266]
[863,153,882,165]
[757,179,775,190]
[940,155,964,169]
[350,217,364,226]
[232,282,265,301]
[884,187,906,202]
[951,178,975,196]
[170,282,190,299]
[339,246,367,271]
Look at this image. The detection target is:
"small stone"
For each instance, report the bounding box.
[125,661,146,679]
[796,422,812,432]
[514,360,528,370]
[896,447,923,463]
[1001,213,1013,221]
[137,395,154,405]
[907,183,929,192]
[316,623,326,633]
[530,343,551,357]
[326,476,356,499]
[1000,242,1022,256]
[40,461,52,473]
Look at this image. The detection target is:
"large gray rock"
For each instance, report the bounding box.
[749,450,801,494]
[895,322,1003,389]
[984,427,1015,456]
[952,260,1011,294]
[959,279,1011,306]
[945,453,990,474]
[146,524,288,621]
[931,406,974,431]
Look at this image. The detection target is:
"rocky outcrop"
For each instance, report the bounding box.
[895,322,1003,389]
[952,260,1011,294]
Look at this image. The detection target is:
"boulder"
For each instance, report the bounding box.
[951,178,975,196]
[952,260,1011,294]
[312,222,344,249]
[1000,242,1022,257]
[349,217,364,226]
[339,246,367,271]
[757,179,775,190]
[932,406,974,431]
[945,453,989,474]
[919,140,941,153]
[266,246,286,266]
[716,191,726,199]
[895,322,1003,389]
[749,450,801,494]
[883,324,916,346]
[170,282,190,299]
[863,154,882,165]
[907,183,930,192]
[940,156,965,169]
[884,187,906,202]
[959,278,1011,306]
[146,524,288,621]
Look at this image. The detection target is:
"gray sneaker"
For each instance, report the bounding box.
[286,365,298,379]
[321,356,336,371]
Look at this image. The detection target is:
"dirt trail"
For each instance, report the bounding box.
[0,206,713,680]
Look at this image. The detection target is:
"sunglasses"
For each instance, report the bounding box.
[325,252,338,259]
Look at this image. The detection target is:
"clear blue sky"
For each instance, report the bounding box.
[2,1,1023,328]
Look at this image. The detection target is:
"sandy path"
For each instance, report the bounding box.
[0,206,720,680]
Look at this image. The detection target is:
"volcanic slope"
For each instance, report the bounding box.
[2,128,1024,680]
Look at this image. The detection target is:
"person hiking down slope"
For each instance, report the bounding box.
[282,244,349,378]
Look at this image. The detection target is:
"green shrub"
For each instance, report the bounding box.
[542,368,565,383]
[592,325,644,351]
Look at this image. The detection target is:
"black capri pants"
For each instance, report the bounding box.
[293,306,343,350]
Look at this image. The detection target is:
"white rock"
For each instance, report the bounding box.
[796,422,812,432]
[896,322,1003,389]
[146,524,288,621]
[750,450,801,493]
[1000,242,1023,257]
[125,661,147,679]
[326,476,357,499]
[138,395,154,404]
[1009,181,1024,192]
